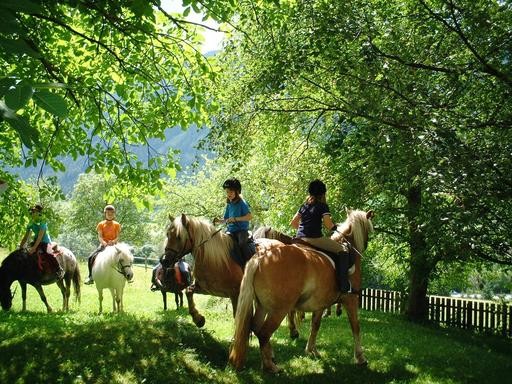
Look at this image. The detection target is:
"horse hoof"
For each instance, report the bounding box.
[194,316,206,328]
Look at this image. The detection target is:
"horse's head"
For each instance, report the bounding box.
[164,214,193,265]
[115,243,134,282]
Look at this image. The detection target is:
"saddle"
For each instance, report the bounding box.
[155,262,191,289]
[36,244,62,278]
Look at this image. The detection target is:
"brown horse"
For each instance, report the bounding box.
[0,244,81,312]
[163,214,245,327]
[151,259,192,310]
[229,209,373,372]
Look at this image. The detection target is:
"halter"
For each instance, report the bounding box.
[165,221,223,261]
[115,258,133,278]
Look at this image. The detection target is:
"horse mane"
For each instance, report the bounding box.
[334,210,373,253]
[173,216,233,270]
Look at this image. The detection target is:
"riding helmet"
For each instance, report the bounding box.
[308,179,327,196]
[104,204,116,212]
[222,178,242,192]
[29,204,43,213]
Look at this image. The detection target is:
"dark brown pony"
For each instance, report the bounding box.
[163,214,245,327]
[152,260,192,310]
[0,244,81,312]
[229,209,374,372]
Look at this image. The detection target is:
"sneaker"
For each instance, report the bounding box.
[84,276,94,285]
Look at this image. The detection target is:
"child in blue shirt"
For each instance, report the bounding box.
[214,178,254,268]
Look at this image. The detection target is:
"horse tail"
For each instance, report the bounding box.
[72,263,81,304]
[229,257,258,370]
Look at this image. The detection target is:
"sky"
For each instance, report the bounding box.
[161,0,224,53]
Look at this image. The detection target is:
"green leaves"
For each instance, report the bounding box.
[4,81,33,111]
[33,91,68,118]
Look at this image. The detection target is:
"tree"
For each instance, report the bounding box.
[0,0,223,246]
[208,0,512,321]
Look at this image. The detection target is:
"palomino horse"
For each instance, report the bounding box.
[229,209,374,373]
[163,214,245,327]
[92,243,134,313]
[152,259,192,310]
[0,244,81,312]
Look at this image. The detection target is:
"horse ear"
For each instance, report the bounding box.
[181,213,188,227]
[168,214,174,222]
[366,210,375,219]
[345,206,352,216]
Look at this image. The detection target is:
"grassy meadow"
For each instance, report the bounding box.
[0,252,511,384]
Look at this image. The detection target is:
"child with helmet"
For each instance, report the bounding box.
[214,178,255,268]
[84,204,121,284]
[290,179,353,293]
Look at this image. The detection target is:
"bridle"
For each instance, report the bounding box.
[115,258,133,278]
[165,222,223,261]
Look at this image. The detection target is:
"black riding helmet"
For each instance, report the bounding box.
[223,178,242,192]
[308,179,327,196]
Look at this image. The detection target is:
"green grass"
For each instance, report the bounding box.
[0,258,511,384]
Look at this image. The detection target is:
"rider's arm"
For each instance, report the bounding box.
[322,214,336,232]
[231,212,253,223]
[19,230,30,249]
[290,212,301,229]
[97,228,107,246]
[29,229,45,254]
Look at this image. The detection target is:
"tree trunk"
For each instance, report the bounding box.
[405,184,433,322]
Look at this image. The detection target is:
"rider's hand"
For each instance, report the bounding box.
[213,217,223,225]
[28,247,36,255]
[226,217,236,224]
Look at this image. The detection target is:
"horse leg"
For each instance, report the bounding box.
[287,310,300,339]
[342,295,367,365]
[174,292,179,309]
[185,288,205,327]
[117,287,124,313]
[56,279,68,311]
[178,291,183,308]
[33,284,53,313]
[255,309,288,373]
[323,305,332,318]
[20,282,27,311]
[252,305,266,333]
[162,291,167,310]
[336,302,343,316]
[97,288,104,314]
[305,310,323,357]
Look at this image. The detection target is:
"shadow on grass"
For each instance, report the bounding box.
[1,308,511,383]
[0,310,230,383]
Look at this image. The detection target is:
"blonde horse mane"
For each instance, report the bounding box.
[334,210,374,253]
[173,216,233,270]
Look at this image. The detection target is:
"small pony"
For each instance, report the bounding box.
[91,243,134,313]
[0,244,81,312]
[151,259,192,310]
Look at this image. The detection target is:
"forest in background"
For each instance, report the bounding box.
[1,0,511,322]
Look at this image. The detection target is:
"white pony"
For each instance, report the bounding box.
[92,243,134,313]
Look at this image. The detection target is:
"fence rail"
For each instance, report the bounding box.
[359,288,512,338]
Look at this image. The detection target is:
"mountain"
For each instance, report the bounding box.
[16,126,210,194]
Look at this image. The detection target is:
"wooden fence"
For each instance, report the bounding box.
[359,288,512,337]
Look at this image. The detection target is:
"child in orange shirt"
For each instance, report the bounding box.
[84,205,121,284]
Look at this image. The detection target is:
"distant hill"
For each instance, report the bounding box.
[15,126,210,194]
